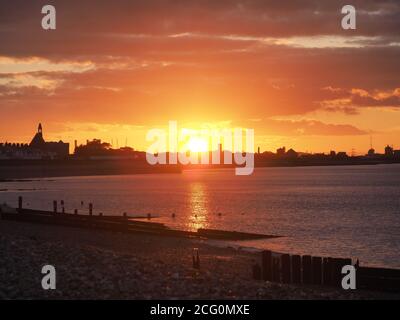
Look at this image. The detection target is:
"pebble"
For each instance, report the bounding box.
[0,225,398,300]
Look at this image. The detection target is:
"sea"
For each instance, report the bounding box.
[1,164,399,268]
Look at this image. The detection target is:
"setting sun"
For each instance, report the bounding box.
[186,137,209,153]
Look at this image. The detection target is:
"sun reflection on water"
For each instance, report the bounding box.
[187,182,209,232]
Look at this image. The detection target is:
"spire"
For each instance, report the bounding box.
[30,123,45,147]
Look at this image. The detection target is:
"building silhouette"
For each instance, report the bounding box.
[30,123,45,147]
[74,138,143,160]
[0,123,69,159]
[276,147,286,157]
[286,148,298,159]
[385,145,394,157]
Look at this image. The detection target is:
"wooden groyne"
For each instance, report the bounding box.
[252,250,400,293]
[0,196,280,241]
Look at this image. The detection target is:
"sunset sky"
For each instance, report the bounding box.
[1,0,399,154]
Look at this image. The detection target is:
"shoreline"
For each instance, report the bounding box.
[1,160,400,180]
[0,159,182,180]
[0,219,398,300]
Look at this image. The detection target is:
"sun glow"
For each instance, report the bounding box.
[186,137,209,153]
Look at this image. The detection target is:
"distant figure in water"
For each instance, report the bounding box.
[80,201,84,207]
[172,213,176,218]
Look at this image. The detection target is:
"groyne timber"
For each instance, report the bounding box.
[0,199,280,241]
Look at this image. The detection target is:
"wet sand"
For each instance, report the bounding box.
[0,220,398,300]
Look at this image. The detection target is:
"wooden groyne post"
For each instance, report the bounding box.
[281,254,291,284]
[53,200,57,214]
[292,255,301,284]
[89,203,93,216]
[332,258,349,287]
[312,256,323,285]
[323,257,332,285]
[254,251,375,290]
[261,250,272,281]
[272,257,281,282]
[252,263,262,280]
[302,255,312,284]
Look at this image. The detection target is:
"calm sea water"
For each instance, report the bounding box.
[1,165,400,268]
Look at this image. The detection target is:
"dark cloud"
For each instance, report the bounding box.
[2,1,400,37]
[235,118,368,136]
[320,87,400,110]
[0,0,399,135]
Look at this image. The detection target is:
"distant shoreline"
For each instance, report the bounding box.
[1,158,399,180]
[0,159,182,180]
